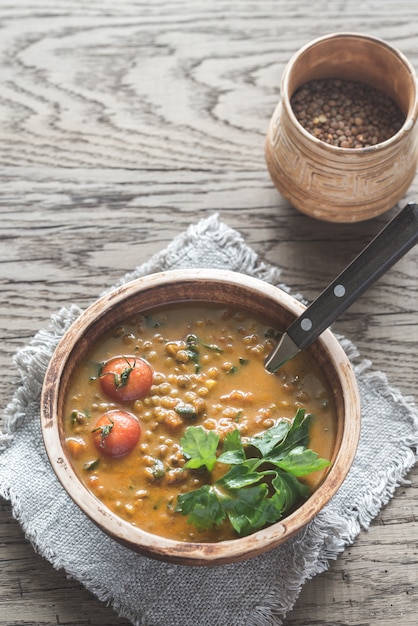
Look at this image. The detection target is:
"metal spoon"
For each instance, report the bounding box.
[265,202,418,373]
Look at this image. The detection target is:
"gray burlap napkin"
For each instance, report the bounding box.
[1,214,417,626]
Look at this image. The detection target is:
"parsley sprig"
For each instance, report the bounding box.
[175,409,331,536]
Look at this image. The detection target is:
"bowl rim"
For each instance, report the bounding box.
[40,268,361,565]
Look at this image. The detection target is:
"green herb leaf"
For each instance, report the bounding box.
[180,426,219,472]
[185,334,200,372]
[279,407,311,450]
[174,403,198,419]
[217,464,261,490]
[202,342,223,353]
[151,459,166,481]
[234,410,243,423]
[217,428,246,465]
[271,470,309,510]
[275,446,331,477]
[175,485,225,531]
[83,458,99,472]
[219,483,269,536]
[92,416,114,447]
[245,419,291,456]
[115,358,135,389]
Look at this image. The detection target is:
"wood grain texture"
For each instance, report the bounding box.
[0,0,417,624]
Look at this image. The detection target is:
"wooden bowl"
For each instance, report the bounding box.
[265,32,418,222]
[40,269,360,565]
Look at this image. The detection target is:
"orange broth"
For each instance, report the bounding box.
[63,304,337,542]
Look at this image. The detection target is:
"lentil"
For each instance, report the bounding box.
[291,78,405,148]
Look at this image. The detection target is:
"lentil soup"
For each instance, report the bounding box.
[63,304,337,543]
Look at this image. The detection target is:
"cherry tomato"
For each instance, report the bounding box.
[92,409,141,457]
[99,355,153,402]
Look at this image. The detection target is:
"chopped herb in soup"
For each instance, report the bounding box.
[63,304,336,542]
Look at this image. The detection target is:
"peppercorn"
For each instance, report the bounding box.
[291,78,405,148]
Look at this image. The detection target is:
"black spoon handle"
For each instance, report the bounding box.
[286,202,418,351]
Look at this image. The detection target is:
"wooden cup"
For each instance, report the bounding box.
[265,33,418,222]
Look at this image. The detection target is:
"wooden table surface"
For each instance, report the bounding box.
[1,1,417,624]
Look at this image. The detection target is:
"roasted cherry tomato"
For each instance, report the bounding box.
[99,355,153,402]
[92,409,141,457]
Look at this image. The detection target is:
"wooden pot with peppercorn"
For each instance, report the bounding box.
[265,32,418,222]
